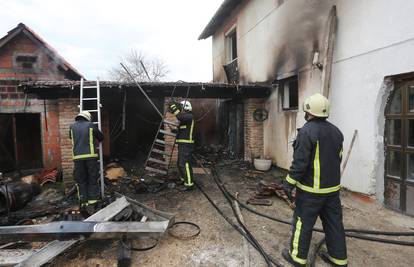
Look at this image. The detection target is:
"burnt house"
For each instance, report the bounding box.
[200,0,414,215]
[1,23,270,186]
[0,23,83,175]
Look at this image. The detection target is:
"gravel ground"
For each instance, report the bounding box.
[51,165,414,267]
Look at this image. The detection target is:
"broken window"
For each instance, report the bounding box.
[223,28,239,83]
[226,29,237,63]
[280,76,299,110]
[15,54,38,69]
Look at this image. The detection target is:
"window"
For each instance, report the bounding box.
[15,54,38,69]
[226,29,237,63]
[280,76,299,110]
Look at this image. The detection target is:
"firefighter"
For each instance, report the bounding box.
[281,93,347,267]
[69,111,104,212]
[168,100,195,191]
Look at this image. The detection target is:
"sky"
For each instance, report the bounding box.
[0,0,224,81]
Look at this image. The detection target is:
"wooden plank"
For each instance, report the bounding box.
[0,249,39,266]
[12,114,18,169]
[321,6,337,98]
[17,196,130,267]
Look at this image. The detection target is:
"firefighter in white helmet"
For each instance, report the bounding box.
[69,111,104,213]
[168,100,195,191]
[281,93,348,266]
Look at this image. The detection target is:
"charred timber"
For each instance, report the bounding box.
[0,182,40,213]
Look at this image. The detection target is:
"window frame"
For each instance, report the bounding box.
[225,26,237,64]
[279,75,299,111]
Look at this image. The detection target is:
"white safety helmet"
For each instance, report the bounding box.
[303,93,330,118]
[180,100,192,111]
[76,111,92,121]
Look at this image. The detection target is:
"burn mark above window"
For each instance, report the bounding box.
[279,76,299,110]
[15,54,38,69]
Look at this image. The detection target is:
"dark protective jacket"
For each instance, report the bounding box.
[169,103,195,144]
[285,118,344,194]
[69,120,104,160]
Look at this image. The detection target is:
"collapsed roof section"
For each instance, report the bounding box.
[20,80,271,99]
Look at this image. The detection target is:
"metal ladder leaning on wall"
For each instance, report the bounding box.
[79,78,104,198]
[144,118,179,176]
[143,86,190,177]
[144,86,179,176]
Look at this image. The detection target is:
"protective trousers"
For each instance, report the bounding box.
[177,143,194,187]
[289,190,347,266]
[74,159,100,204]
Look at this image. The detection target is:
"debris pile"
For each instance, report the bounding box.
[247,180,296,209]
[0,195,174,266]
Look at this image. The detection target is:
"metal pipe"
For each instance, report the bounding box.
[0,221,170,242]
[120,63,163,118]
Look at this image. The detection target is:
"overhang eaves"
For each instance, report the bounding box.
[198,0,242,40]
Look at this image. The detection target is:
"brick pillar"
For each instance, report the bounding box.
[244,98,264,162]
[42,99,62,169]
[58,98,79,186]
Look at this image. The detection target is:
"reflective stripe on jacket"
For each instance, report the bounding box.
[69,120,103,160]
[286,119,343,194]
[169,103,195,144]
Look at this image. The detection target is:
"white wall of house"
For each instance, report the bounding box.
[210,0,414,197]
[331,0,414,198]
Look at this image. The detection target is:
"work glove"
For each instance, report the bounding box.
[168,101,181,114]
[282,180,295,202]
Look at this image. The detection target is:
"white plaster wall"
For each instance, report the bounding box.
[210,0,414,195]
[330,0,414,196]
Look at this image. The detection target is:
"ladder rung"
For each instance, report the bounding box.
[163,120,179,127]
[155,139,174,146]
[145,167,167,175]
[85,110,98,112]
[83,86,98,89]
[82,98,98,100]
[159,130,176,137]
[151,148,171,156]
[92,122,99,124]
[148,157,169,165]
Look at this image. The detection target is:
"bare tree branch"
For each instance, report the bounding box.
[108,50,169,82]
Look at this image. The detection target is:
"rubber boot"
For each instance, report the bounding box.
[282,248,306,267]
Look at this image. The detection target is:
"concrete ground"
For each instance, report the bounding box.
[51,165,414,267]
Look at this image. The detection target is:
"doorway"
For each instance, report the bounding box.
[385,79,414,215]
[0,113,43,172]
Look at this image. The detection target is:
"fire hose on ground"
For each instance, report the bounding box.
[193,155,414,266]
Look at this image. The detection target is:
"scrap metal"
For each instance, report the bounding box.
[0,221,170,243]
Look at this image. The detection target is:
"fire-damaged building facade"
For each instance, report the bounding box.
[0,23,83,175]
[0,23,270,188]
[200,0,414,215]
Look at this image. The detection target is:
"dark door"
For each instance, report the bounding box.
[0,113,42,171]
[218,100,244,158]
[385,80,414,215]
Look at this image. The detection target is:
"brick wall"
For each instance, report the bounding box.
[244,98,265,162]
[58,98,78,185]
[0,81,62,169]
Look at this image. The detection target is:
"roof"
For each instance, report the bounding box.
[198,0,242,40]
[0,23,84,80]
[20,80,271,99]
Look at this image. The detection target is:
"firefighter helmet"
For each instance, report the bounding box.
[76,111,92,121]
[303,93,330,118]
[180,100,192,111]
